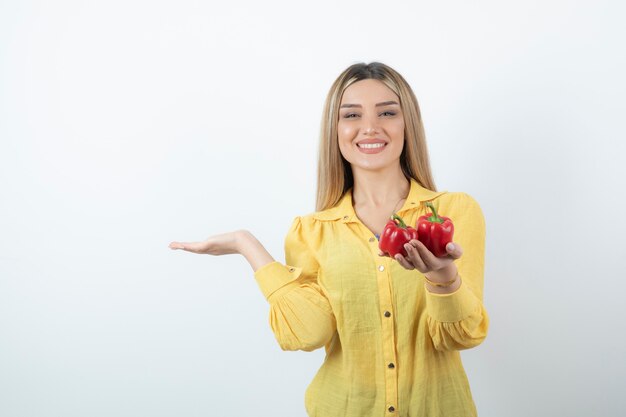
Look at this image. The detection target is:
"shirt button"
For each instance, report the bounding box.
[384,311,391,317]
[388,363,395,369]
[369,237,375,242]
[288,268,295,272]
[388,406,395,412]
[343,215,348,220]
[378,265,385,272]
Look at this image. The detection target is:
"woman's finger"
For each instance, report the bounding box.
[412,239,442,270]
[405,241,427,271]
[169,241,206,253]
[394,253,415,270]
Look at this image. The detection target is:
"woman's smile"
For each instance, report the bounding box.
[356,142,388,153]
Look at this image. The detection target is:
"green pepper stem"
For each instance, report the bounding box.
[391,213,408,228]
[425,201,444,224]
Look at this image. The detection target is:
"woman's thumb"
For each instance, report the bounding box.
[446,242,462,258]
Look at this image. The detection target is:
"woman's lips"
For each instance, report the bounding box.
[357,142,387,154]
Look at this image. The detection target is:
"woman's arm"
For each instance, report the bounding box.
[244,218,337,352]
[169,222,336,352]
[423,193,489,351]
[384,192,489,351]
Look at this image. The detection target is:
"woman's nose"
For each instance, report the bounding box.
[362,115,380,135]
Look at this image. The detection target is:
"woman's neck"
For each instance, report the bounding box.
[351,167,410,209]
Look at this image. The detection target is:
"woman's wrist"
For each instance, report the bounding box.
[234,230,252,253]
[425,263,457,281]
[237,230,275,272]
[424,264,461,294]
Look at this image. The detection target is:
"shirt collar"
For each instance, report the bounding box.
[312,177,447,222]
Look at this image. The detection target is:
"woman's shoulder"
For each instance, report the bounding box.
[285,211,326,233]
[431,190,485,225]
[292,210,334,227]
[434,190,482,207]
[283,213,328,251]
[283,208,339,244]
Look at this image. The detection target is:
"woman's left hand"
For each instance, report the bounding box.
[378,239,463,275]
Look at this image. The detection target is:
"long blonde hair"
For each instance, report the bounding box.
[315,62,437,212]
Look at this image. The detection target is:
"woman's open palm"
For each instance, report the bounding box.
[168,230,245,256]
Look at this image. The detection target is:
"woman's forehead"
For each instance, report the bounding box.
[340,79,399,104]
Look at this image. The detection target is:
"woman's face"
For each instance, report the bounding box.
[337,79,405,174]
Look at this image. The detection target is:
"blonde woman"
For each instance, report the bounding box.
[169,62,489,417]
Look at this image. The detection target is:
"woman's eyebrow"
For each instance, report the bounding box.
[340,101,399,108]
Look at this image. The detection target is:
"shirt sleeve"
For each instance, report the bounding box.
[424,193,490,351]
[254,216,337,352]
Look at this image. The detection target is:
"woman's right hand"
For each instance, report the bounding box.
[168,230,248,256]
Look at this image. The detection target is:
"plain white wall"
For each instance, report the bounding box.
[1,0,625,416]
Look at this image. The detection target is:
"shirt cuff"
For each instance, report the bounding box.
[424,279,480,323]
[254,261,303,300]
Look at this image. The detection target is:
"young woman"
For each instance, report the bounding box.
[169,62,489,417]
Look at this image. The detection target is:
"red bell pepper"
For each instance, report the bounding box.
[378,213,419,258]
[416,201,454,257]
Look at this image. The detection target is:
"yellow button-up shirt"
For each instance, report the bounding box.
[254,178,489,417]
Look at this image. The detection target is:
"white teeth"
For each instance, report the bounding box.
[358,143,385,149]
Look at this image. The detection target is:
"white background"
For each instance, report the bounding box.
[1,1,625,416]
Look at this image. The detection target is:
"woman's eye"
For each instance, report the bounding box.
[342,111,396,119]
